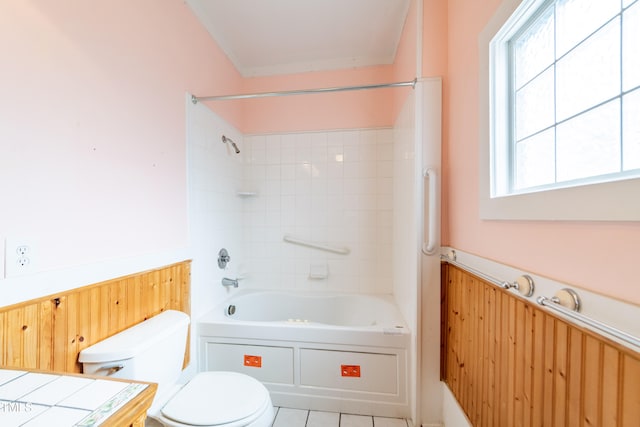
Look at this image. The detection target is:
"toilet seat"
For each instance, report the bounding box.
[155,371,272,427]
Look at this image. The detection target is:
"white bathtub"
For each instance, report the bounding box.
[198,290,411,418]
[224,290,407,326]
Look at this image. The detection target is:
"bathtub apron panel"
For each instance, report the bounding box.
[198,290,411,418]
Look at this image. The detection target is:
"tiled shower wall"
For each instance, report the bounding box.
[187,101,245,321]
[241,129,395,294]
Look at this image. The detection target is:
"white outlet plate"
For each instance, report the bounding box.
[5,238,36,278]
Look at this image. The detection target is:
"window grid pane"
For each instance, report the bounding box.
[515,129,556,189]
[556,100,621,182]
[514,6,554,89]
[623,89,640,171]
[623,1,640,91]
[555,0,620,58]
[506,0,638,194]
[555,18,620,122]
[515,68,555,140]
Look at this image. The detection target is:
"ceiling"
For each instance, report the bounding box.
[186,0,411,77]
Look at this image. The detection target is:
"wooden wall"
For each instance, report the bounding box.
[441,263,640,427]
[0,261,191,373]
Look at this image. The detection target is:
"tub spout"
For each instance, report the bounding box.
[221,277,239,288]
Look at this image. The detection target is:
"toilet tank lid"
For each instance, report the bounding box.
[79,310,190,364]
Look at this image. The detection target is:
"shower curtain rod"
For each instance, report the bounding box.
[191,78,417,103]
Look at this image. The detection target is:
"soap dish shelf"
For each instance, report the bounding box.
[236,192,258,197]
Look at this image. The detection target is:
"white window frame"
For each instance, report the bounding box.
[479,0,640,221]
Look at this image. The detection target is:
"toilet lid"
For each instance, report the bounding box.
[161,371,269,426]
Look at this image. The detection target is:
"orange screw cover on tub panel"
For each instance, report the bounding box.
[244,354,262,368]
[341,364,360,377]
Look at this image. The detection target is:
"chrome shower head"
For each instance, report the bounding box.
[221,135,240,154]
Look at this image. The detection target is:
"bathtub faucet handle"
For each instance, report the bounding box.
[218,248,231,269]
[221,277,239,288]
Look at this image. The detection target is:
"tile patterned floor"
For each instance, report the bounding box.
[271,407,409,427]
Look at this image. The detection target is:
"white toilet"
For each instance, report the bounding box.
[78,310,274,427]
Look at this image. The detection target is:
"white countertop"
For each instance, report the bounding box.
[0,369,147,427]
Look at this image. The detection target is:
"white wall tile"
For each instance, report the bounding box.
[187,103,245,336]
[281,147,296,163]
[280,164,295,179]
[281,180,296,195]
[295,136,312,163]
[380,175,394,191]
[343,145,359,162]
[265,136,281,164]
[377,193,394,210]
[242,128,395,294]
[328,144,344,158]
[377,128,394,144]
[360,129,377,143]
[378,143,394,161]
[311,144,328,163]
[249,135,266,152]
[311,178,328,195]
[251,148,266,164]
[295,180,312,196]
[326,132,343,146]
[342,130,360,146]
[265,165,281,180]
[327,178,345,195]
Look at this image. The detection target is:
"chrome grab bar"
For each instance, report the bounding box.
[441,251,640,350]
[537,296,640,349]
[442,251,533,297]
[283,235,350,255]
[422,168,438,255]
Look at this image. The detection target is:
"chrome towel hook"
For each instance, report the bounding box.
[538,288,581,312]
[502,274,535,297]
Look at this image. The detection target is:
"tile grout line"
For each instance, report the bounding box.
[273,407,410,427]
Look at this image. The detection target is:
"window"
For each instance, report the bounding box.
[479,0,640,221]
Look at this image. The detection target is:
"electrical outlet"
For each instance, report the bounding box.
[5,238,36,277]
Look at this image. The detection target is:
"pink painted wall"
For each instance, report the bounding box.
[421,1,448,78]
[231,0,420,134]
[0,0,242,271]
[392,0,418,120]
[445,0,640,305]
[6,0,630,309]
[422,0,450,241]
[0,0,418,278]
[238,65,397,134]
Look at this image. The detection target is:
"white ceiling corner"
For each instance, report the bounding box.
[186,0,411,77]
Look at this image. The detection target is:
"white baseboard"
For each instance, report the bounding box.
[441,383,471,427]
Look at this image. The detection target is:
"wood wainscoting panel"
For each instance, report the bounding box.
[441,263,640,427]
[0,260,191,373]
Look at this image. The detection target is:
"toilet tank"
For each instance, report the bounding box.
[79,310,190,389]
